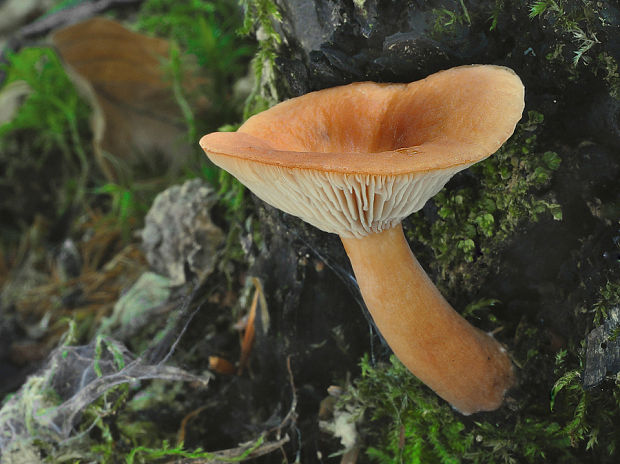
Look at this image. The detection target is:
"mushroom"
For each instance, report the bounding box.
[200,65,524,414]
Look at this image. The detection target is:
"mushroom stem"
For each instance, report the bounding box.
[340,223,514,414]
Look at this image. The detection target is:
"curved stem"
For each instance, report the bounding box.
[341,224,514,414]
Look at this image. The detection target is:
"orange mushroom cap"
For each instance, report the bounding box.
[200,65,524,238]
[200,65,525,414]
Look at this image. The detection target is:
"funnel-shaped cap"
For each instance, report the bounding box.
[201,65,524,238]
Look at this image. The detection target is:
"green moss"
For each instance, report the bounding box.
[188,0,286,279]
[133,1,260,264]
[528,0,595,62]
[342,349,618,463]
[239,0,283,117]
[125,436,266,464]
[136,0,254,135]
[353,0,367,10]
[593,281,620,326]
[339,280,620,463]
[430,8,468,39]
[549,305,620,456]
[0,46,90,153]
[407,110,561,290]
[343,355,566,464]
[528,0,611,72]
[430,1,471,40]
[595,52,620,100]
[0,47,92,213]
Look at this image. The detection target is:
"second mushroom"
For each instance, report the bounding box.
[200,65,525,415]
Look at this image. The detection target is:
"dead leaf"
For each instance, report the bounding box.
[51,17,196,180]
